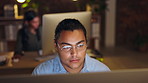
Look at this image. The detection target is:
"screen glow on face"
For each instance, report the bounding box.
[61,43,85,52]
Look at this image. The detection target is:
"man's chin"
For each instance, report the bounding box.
[69,64,82,69]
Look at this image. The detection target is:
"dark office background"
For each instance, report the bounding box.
[0,0,148,51]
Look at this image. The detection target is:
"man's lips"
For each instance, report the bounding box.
[70,59,80,63]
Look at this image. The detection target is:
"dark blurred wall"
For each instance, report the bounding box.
[116,0,148,49]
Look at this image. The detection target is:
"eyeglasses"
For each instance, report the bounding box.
[57,43,87,52]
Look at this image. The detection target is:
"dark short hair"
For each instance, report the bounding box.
[24,10,38,21]
[54,19,87,43]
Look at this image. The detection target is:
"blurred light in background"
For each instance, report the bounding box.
[16,0,26,3]
[72,0,78,2]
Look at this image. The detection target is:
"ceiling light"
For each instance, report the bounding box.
[72,0,78,2]
[16,0,26,3]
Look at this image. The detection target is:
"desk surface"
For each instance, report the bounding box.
[0,52,43,69]
[0,52,47,76]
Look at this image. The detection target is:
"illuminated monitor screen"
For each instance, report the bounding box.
[42,11,92,55]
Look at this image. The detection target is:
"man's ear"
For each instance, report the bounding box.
[54,39,58,51]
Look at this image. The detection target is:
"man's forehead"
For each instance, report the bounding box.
[56,29,86,45]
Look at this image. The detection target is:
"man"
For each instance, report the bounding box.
[32,19,110,75]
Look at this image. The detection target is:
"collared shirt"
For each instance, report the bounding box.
[32,54,110,75]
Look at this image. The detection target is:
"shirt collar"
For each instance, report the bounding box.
[53,55,67,73]
[80,54,90,73]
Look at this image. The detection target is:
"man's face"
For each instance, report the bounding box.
[55,30,87,73]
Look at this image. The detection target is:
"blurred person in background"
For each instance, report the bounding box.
[13,10,42,60]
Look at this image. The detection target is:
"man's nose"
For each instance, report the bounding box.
[70,47,78,57]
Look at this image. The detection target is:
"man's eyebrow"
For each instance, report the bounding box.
[60,40,85,45]
[76,40,85,45]
[60,42,71,45]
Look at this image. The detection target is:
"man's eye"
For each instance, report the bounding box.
[62,46,72,49]
[77,44,84,47]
